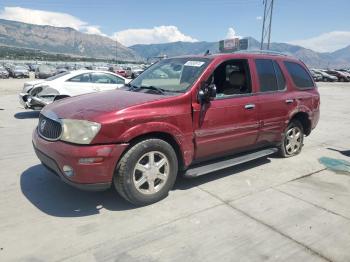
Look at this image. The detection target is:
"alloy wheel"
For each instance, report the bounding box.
[285,126,302,154]
[133,151,169,195]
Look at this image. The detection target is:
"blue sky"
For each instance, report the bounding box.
[0,0,349,52]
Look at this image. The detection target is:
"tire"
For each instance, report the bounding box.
[114,139,178,206]
[340,78,344,82]
[279,120,304,158]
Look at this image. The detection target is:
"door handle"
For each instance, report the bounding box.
[285,99,294,104]
[244,104,255,110]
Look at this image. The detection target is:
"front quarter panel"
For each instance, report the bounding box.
[91,93,195,166]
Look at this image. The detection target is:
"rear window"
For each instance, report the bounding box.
[284,61,314,89]
[255,59,285,92]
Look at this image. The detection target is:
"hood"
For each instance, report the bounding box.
[42,89,167,122]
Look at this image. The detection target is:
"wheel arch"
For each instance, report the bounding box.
[122,131,186,171]
[290,111,311,136]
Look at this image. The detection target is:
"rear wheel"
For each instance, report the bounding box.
[114,139,178,206]
[279,120,304,157]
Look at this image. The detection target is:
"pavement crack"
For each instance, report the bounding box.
[274,187,350,221]
[289,168,327,182]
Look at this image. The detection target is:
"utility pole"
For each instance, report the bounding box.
[260,0,275,50]
[115,40,118,65]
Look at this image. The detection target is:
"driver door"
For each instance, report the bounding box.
[193,59,260,160]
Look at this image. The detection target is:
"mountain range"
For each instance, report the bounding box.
[130,37,350,68]
[0,19,140,61]
[0,18,349,68]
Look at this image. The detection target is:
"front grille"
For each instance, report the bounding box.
[38,114,62,141]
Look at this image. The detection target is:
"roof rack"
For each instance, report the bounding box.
[233,50,289,57]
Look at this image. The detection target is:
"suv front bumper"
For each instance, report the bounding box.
[32,128,128,191]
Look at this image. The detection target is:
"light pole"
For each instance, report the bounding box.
[260,0,275,50]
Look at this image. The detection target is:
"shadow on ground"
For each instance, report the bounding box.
[14,111,40,119]
[327,148,350,157]
[21,157,271,217]
[20,165,135,217]
[174,157,271,190]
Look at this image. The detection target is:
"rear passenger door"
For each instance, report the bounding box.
[254,59,291,145]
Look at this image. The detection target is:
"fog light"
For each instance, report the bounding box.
[63,165,74,177]
[79,157,104,164]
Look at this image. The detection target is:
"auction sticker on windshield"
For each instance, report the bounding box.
[184,61,205,67]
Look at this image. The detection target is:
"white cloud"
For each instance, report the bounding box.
[112,26,198,46]
[0,7,199,46]
[0,6,104,36]
[256,16,262,20]
[289,31,350,52]
[225,27,241,39]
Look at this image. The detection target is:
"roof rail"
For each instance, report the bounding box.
[234,50,289,57]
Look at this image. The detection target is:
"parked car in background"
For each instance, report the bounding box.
[9,65,30,78]
[27,64,39,72]
[56,66,69,74]
[125,67,133,78]
[131,68,144,79]
[20,70,130,110]
[326,70,349,82]
[310,70,322,82]
[0,65,9,79]
[115,68,128,78]
[335,69,350,81]
[35,64,57,79]
[312,69,338,82]
[93,66,110,71]
[32,52,320,205]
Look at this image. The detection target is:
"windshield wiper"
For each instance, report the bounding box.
[139,85,165,95]
[125,83,140,91]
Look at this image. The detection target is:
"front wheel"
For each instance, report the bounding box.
[279,120,304,158]
[114,139,178,206]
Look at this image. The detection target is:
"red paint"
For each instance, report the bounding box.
[32,53,320,187]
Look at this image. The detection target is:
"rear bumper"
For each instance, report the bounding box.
[32,128,128,191]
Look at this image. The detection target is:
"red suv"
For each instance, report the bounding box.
[32,52,320,205]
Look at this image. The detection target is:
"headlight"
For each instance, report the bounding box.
[61,119,101,144]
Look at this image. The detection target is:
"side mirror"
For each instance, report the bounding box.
[198,82,216,103]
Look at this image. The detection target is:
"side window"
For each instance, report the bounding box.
[273,61,286,90]
[284,61,314,89]
[67,73,91,83]
[91,73,125,84]
[212,59,252,98]
[255,59,278,92]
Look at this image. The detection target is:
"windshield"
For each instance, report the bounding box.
[129,57,210,92]
[46,71,70,81]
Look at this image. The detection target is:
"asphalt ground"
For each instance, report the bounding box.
[0,76,350,262]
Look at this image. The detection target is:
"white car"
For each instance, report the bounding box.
[19,70,131,110]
